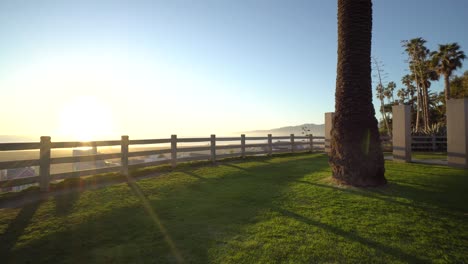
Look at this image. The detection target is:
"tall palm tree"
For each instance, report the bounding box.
[431,43,466,103]
[396,88,407,104]
[402,38,434,131]
[384,81,397,105]
[401,74,416,104]
[330,0,386,186]
[375,83,390,137]
[372,58,390,137]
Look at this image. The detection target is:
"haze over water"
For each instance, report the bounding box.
[1,0,467,142]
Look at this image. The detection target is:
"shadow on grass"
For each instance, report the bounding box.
[183,171,208,181]
[4,153,464,263]
[126,178,184,263]
[384,163,468,212]
[221,163,249,172]
[295,179,467,219]
[5,154,327,263]
[273,207,427,263]
[54,191,81,216]
[385,163,466,176]
[0,200,42,261]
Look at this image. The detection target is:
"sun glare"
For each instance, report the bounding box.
[58,96,115,141]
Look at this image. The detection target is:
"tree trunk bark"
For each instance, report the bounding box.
[444,73,451,103]
[330,0,386,187]
[415,85,421,131]
[424,85,430,130]
[380,99,391,137]
[421,84,430,130]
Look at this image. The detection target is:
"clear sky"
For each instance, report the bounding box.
[0,0,467,140]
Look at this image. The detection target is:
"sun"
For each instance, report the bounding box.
[58,96,115,141]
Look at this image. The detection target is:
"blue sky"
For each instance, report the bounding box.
[0,0,467,140]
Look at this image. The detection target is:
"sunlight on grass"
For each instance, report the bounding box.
[0,153,467,263]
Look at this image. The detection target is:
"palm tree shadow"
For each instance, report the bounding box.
[54,191,81,216]
[5,155,331,263]
[0,200,42,261]
[385,167,449,177]
[295,180,466,218]
[221,163,249,172]
[273,207,427,263]
[182,171,208,181]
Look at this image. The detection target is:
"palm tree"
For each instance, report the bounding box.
[402,38,435,131]
[372,58,390,137]
[431,43,466,103]
[375,83,390,136]
[401,74,416,104]
[450,70,468,98]
[397,88,407,104]
[330,0,386,186]
[384,81,397,105]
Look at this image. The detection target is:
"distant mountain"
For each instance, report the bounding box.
[243,123,324,137]
[0,135,37,143]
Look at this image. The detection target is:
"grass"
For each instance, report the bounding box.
[0,153,467,263]
[383,151,447,160]
[412,152,447,160]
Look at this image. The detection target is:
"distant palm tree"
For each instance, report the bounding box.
[375,83,390,137]
[431,43,466,103]
[330,0,386,186]
[384,81,397,105]
[402,38,435,131]
[401,74,416,103]
[372,58,390,137]
[396,88,407,104]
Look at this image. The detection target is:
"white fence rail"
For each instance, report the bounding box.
[0,134,325,192]
[381,135,447,152]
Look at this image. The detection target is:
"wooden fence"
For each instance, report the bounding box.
[381,135,447,152]
[0,134,325,192]
[411,136,447,151]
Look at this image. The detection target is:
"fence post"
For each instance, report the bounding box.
[39,136,51,192]
[241,134,246,158]
[392,105,411,162]
[171,135,177,168]
[309,134,314,152]
[432,134,436,152]
[447,98,468,168]
[211,134,216,163]
[325,112,335,154]
[290,134,295,153]
[268,134,273,156]
[121,135,129,176]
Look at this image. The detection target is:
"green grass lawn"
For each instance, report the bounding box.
[411,152,447,160]
[384,151,448,160]
[1,153,467,263]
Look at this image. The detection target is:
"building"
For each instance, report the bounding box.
[1,167,37,192]
[72,146,105,171]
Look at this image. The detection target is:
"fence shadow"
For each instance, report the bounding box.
[4,154,328,263]
[53,191,81,216]
[5,153,462,263]
[0,200,42,261]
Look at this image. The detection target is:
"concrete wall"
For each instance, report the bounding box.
[447,98,468,168]
[392,105,411,162]
[324,112,334,154]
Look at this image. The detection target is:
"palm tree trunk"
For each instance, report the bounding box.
[421,84,430,130]
[424,85,430,129]
[330,0,386,187]
[380,99,391,137]
[444,73,451,103]
[415,85,421,131]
